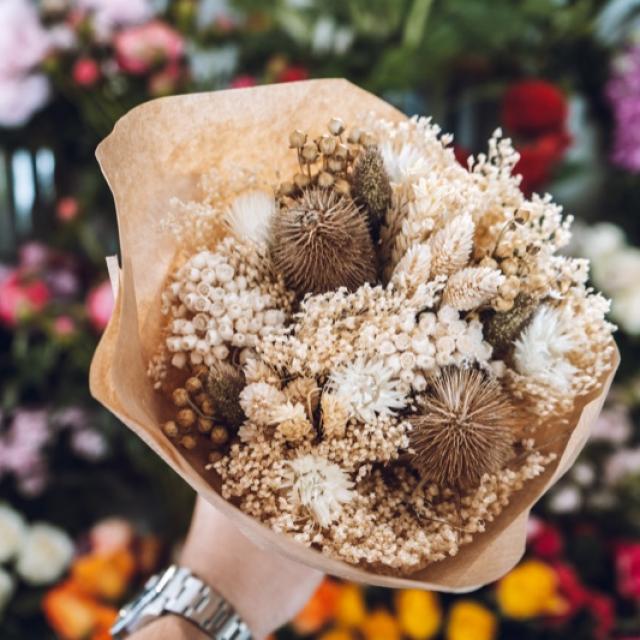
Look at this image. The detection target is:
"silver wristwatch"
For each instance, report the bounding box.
[111,565,253,639]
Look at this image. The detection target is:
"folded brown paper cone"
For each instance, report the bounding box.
[90,79,619,591]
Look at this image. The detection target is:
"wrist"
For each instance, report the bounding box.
[130,614,208,640]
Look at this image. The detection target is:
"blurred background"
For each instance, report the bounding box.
[1,0,640,638]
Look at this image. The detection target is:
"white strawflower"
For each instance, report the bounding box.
[379,140,428,184]
[0,505,26,563]
[16,523,74,586]
[224,190,275,246]
[283,455,353,527]
[513,305,578,393]
[328,358,407,423]
[239,382,286,425]
[0,567,14,617]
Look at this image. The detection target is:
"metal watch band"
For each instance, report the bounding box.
[111,565,253,639]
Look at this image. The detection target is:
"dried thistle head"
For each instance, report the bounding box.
[271,187,377,296]
[408,367,520,490]
[351,145,392,238]
[483,294,539,358]
[206,360,246,428]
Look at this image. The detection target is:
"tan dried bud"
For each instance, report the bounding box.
[301,142,319,163]
[278,181,296,197]
[327,157,344,173]
[500,258,519,276]
[208,450,223,464]
[211,425,229,446]
[162,421,179,438]
[200,398,215,416]
[193,393,207,407]
[334,143,349,160]
[479,256,498,270]
[293,173,311,190]
[347,128,361,144]
[176,408,196,429]
[360,132,376,147]
[197,417,213,434]
[289,129,307,148]
[515,209,531,224]
[317,171,335,188]
[334,179,351,196]
[328,117,345,136]
[172,387,190,408]
[191,364,209,379]
[185,376,203,394]
[494,297,515,312]
[528,272,548,289]
[494,242,513,259]
[499,276,521,301]
[180,435,197,450]
[318,135,337,155]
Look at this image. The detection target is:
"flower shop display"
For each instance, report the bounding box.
[90,79,617,588]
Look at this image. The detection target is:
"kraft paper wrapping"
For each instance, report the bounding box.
[90,79,619,592]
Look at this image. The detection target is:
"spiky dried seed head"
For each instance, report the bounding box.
[271,187,377,296]
[483,294,538,358]
[351,146,392,238]
[206,361,246,428]
[408,367,519,490]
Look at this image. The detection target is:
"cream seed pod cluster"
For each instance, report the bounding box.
[149,114,615,574]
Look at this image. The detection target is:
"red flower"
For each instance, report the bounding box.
[73,58,100,87]
[586,592,615,640]
[514,131,571,195]
[0,270,50,326]
[230,74,256,89]
[276,65,309,83]
[502,80,567,136]
[530,522,564,560]
[616,543,640,599]
[57,197,80,222]
[114,20,184,75]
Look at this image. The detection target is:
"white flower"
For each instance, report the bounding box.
[612,287,640,335]
[0,74,49,128]
[547,485,581,514]
[238,421,259,443]
[76,0,152,38]
[283,455,353,527]
[573,221,625,261]
[513,305,578,393]
[0,567,14,617]
[0,505,26,563]
[328,358,407,423]
[16,523,74,586]
[239,382,286,425]
[224,190,275,246]
[379,140,428,184]
[604,447,640,486]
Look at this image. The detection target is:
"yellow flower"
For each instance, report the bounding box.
[395,589,441,639]
[335,583,367,628]
[446,600,497,640]
[361,610,401,640]
[497,560,568,619]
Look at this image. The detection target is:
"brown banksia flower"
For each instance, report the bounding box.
[206,360,246,428]
[351,146,392,238]
[408,367,520,491]
[483,293,539,358]
[271,187,377,296]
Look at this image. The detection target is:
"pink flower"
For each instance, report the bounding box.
[0,73,50,128]
[19,242,49,270]
[617,543,640,599]
[276,65,309,83]
[76,0,152,39]
[591,406,633,444]
[114,21,184,75]
[530,521,564,559]
[56,197,80,222]
[86,280,114,332]
[53,315,76,337]
[148,62,181,96]
[90,518,134,555]
[230,74,257,89]
[72,58,101,86]
[0,0,51,77]
[604,447,640,486]
[0,271,51,326]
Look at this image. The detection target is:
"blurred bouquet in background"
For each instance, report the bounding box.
[3,0,640,637]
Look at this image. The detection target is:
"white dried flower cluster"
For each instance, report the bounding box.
[154,236,292,384]
[153,111,615,576]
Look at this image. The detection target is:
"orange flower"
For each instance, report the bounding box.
[43,581,117,640]
[446,600,497,640]
[293,578,342,634]
[71,548,136,601]
[361,609,401,640]
[319,630,355,640]
[335,583,367,628]
[395,589,441,639]
[137,535,163,574]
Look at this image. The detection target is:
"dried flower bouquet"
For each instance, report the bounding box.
[91,80,618,588]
